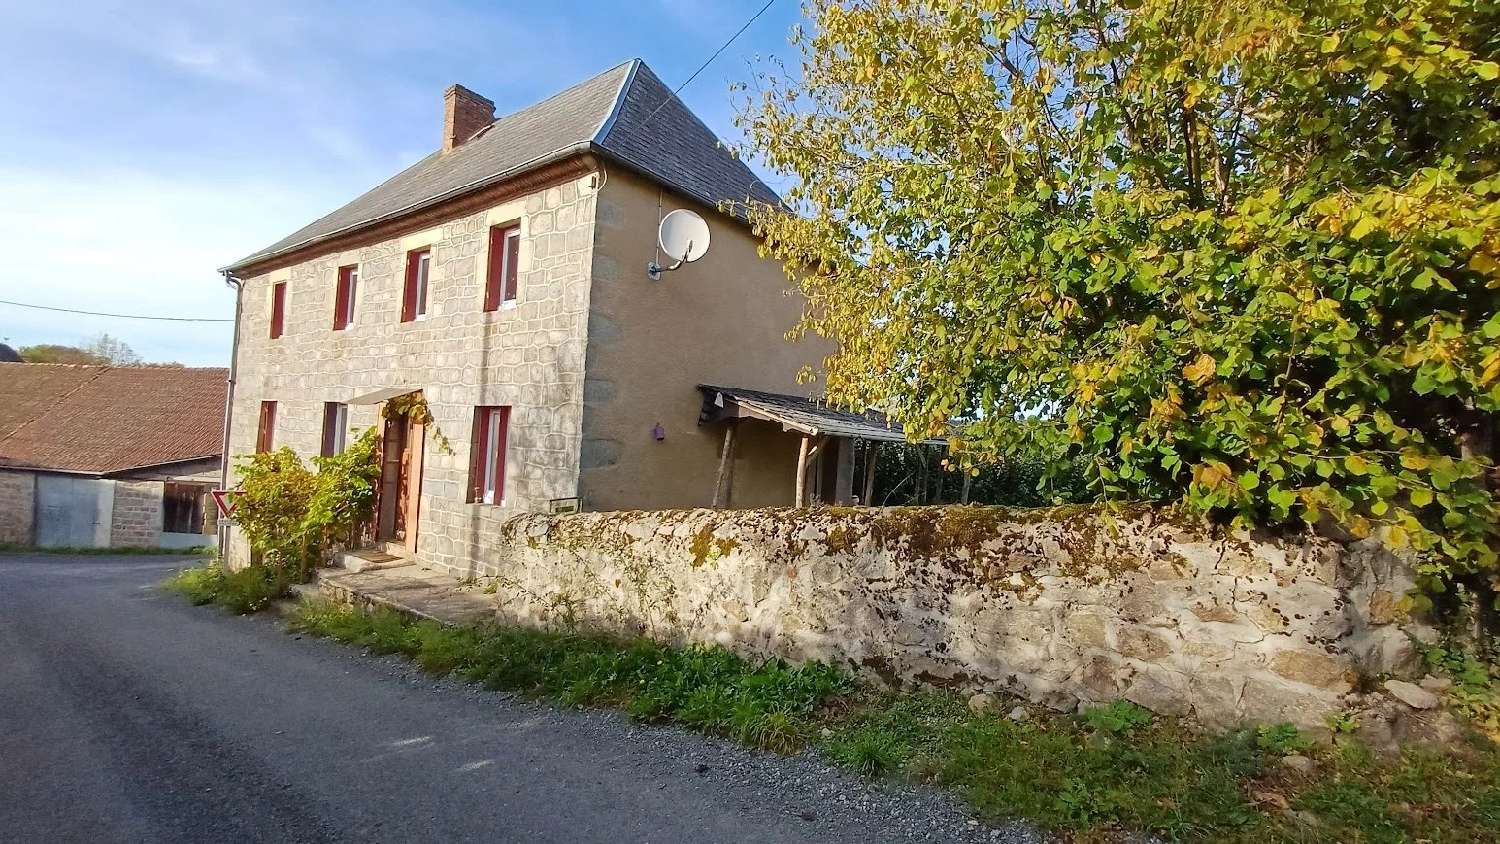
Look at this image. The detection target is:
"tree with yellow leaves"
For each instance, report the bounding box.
[740,0,1500,614]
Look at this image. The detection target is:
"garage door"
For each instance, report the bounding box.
[34,475,114,548]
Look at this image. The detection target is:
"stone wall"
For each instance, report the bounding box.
[0,470,35,544]
[109,480,163,548]
[227,172,600,572]
[475,505,1419,731]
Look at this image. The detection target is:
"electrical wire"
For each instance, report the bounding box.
[642,0,778,124]
[0,298,233,323]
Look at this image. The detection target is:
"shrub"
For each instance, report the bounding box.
[163,561,284,614]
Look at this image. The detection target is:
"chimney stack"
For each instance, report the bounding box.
[443,84,495,152]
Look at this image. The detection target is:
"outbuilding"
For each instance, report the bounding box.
[0,363,226,549]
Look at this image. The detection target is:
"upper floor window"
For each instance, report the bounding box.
[334,265,359,330]
[269,282,287,339]
[401,248,431,322]
[256,401,277,453]
[321,402,349,456]
[484,224,520,311]
[467,406,510,505]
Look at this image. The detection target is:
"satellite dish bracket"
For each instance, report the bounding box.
[646,242,695,282]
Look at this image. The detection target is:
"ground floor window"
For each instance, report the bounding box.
[162,482,210,534]
[468,406,510,505]
[321,402,349,456]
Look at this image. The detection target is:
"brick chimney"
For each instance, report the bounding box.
[443,84,495,152]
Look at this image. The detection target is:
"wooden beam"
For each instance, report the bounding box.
[794,435,810,507]
[862,442,879,506]
[712,422,737,508]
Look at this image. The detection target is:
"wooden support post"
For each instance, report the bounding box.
[960,470,972,504]
[794,435,810,507]
[712,422,737,508]
[863,442,879,506]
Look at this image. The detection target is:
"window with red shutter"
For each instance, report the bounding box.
[484,224,520,311]
[402,248,430,322]
[269,282,287,339]
[256,401,277,453]
[467,406,510,504]
[334,265,358,330]
[320,402,348,456]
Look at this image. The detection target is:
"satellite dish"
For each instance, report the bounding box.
[648,209,711,280]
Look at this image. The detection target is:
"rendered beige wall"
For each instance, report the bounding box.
[579,168,828,511]
[226,174,600,574]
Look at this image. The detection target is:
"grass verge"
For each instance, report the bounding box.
[163,562,286,614]
[289,598,1499,842]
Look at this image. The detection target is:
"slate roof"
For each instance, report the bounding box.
[0,363,227,475]
[698,385,945,445]
[227,59,779,271]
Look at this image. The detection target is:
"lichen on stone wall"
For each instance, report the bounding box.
[468,503,1422,733]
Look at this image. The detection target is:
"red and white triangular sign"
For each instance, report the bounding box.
[210,488,239,520]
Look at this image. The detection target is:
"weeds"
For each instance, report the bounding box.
[289,600,848,753]
[282,597,1500,842]
[162,562,285,614]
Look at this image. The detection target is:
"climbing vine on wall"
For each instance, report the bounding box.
[382,392,453,455]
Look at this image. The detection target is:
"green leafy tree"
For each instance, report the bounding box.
[20,333,143,365]
[740,0,1500,604]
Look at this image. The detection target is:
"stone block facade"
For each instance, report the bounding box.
[227,174,600,572]
[475,505,1421,731]
[0,470,35,544]
[109,480,163,548]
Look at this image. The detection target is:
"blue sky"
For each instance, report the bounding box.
[0,0,803,365]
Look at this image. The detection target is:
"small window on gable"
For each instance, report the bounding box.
[402,248,431,322]
[256,401,277,453]
[467,406,510,505]
[484,224,520,311]
[334,265,359,330]
[321,402,349,456]
[269,282,287,339]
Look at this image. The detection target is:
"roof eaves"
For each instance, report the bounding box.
[221,140,599,274]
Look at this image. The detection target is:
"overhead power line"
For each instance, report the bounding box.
[643,0,778,124]
[0,298,233,323]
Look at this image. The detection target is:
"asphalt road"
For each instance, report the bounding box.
[0,554,1038,844]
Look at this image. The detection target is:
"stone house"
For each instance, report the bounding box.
[219,59,897,574]
[0,363,225,549]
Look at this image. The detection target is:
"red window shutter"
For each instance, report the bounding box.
[401,251,419,322]
[502,229,520,302]
[484,227,505,311]
[468,409,488,503]
[270,283,286,339]
[333,268,350,330]
[320,403,336,456]
[257,401,276,453]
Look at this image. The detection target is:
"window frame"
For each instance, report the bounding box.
[468,406,510,505]
[269,281,287,339]
[334,264,359,330]
[320,402,349,457]
[402,248,431,322]
[255,401,277,453]
[484,223,521,311]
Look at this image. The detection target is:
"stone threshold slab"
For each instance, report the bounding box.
[313,564,497,626]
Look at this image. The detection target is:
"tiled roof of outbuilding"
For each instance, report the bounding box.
[226,60,779,272]
[698,385,946,445]
[0,363,227,475]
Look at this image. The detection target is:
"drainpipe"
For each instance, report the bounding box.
[217,270,245,560]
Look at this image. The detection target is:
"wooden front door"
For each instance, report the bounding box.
[377,409,425,552]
